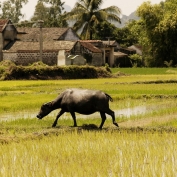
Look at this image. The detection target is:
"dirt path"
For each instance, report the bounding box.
[119,114,177,127]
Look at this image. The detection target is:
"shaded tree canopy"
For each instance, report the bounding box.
[93,21,117,40]
[0,0,28,23]
[137,0,177,67]
[64,0,121,39]
[31,0,68,27]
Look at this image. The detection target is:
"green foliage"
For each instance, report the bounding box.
[31,0,68,27]
[164,60,173,68]
[93,21,117,40]
[0,61,112,80]
[129,54,143,67]
[136,0,177,66]
[115,21,139,47]
[64,0,121,39]
[0,0,28,23]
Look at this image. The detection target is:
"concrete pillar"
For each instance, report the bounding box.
[57,50,65,66]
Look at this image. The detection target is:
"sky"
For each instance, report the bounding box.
[1,0,165,20]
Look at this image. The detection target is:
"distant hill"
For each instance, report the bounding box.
[115,11,140,28]
[63,4,139,28]
[63,4,72,12]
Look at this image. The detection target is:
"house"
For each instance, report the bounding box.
[114,52,131,67]
[118,47,136,55]
[0,19,17,61]
[76,40,118,67]
[1,19,127,67]
[128,45,142,55]
[70,41,103,66]
[3,41,76,65]
[2,25,81,65]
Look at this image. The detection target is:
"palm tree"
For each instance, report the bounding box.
[65,0,121,39]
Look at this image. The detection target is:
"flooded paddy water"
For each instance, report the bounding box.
[0,99,176,123]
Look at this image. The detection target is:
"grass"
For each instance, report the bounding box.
[111,67,177,75]
[0,130,177,176]
[1,77,177,114]
[1,68,177,176]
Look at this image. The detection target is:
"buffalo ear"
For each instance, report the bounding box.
[45,101,53,107]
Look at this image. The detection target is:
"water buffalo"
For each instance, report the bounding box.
[37,88,118,129]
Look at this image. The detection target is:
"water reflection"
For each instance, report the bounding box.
[115,105,147,118]
[0,104,158,122]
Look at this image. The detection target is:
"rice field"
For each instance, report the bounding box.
[0,130,177,177]
[1,69,177,176]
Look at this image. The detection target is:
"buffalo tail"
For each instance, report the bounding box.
[105,93,113,102]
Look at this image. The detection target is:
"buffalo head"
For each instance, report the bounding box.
[37,102,53,119]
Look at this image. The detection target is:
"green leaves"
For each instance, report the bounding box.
[31,0,68,27]
[136,0,177,67]
[65,0,121,39]
[0,0,28,23]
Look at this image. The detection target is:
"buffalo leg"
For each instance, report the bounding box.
[99,112,107,129]
[106,109,119,127]
[52,109,65,127]
[70,112,77,127]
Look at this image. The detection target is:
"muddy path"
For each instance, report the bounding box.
[119,113,177,128]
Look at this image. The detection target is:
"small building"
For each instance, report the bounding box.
[0,19,17,61]
[70,41,103,66]
[3,39,105,66]
[78,40,118,67]
[128,45,142,55]
[1,19,127,67]
[3,41,76,66]
[119,47,136,55]
[114,52,131,67]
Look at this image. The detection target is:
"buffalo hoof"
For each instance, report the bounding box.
[52,124,56,127]
[113,122,119,127]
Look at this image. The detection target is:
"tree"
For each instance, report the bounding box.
[114,20,139,48]
[137,0,177,67]
[31,1,49,26]
[65,0,121,39]
[93,21,117,40]
[31,0,68,27]
[0,0,28,23]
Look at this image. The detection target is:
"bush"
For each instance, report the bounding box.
[129,54,143,67]
[0,62,113,80]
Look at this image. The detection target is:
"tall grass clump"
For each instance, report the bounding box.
[0,131,177,176]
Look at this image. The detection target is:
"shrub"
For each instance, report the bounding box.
[0,62,113,80]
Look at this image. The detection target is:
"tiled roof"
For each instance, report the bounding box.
[102,40,117,46]
[0,19,9,32]
[80,40,102,43]
[128,45,142,50]
[4,41,76,52]
[80,41,102,53]
[17,27,71,41]
[114,52,127,57]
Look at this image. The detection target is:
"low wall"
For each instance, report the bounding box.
[3,51,58,66]
[91,53,103,66]
[3,51,103,66]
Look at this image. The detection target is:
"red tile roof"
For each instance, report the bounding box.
[0,19,9,32]
[80,41,102,53]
